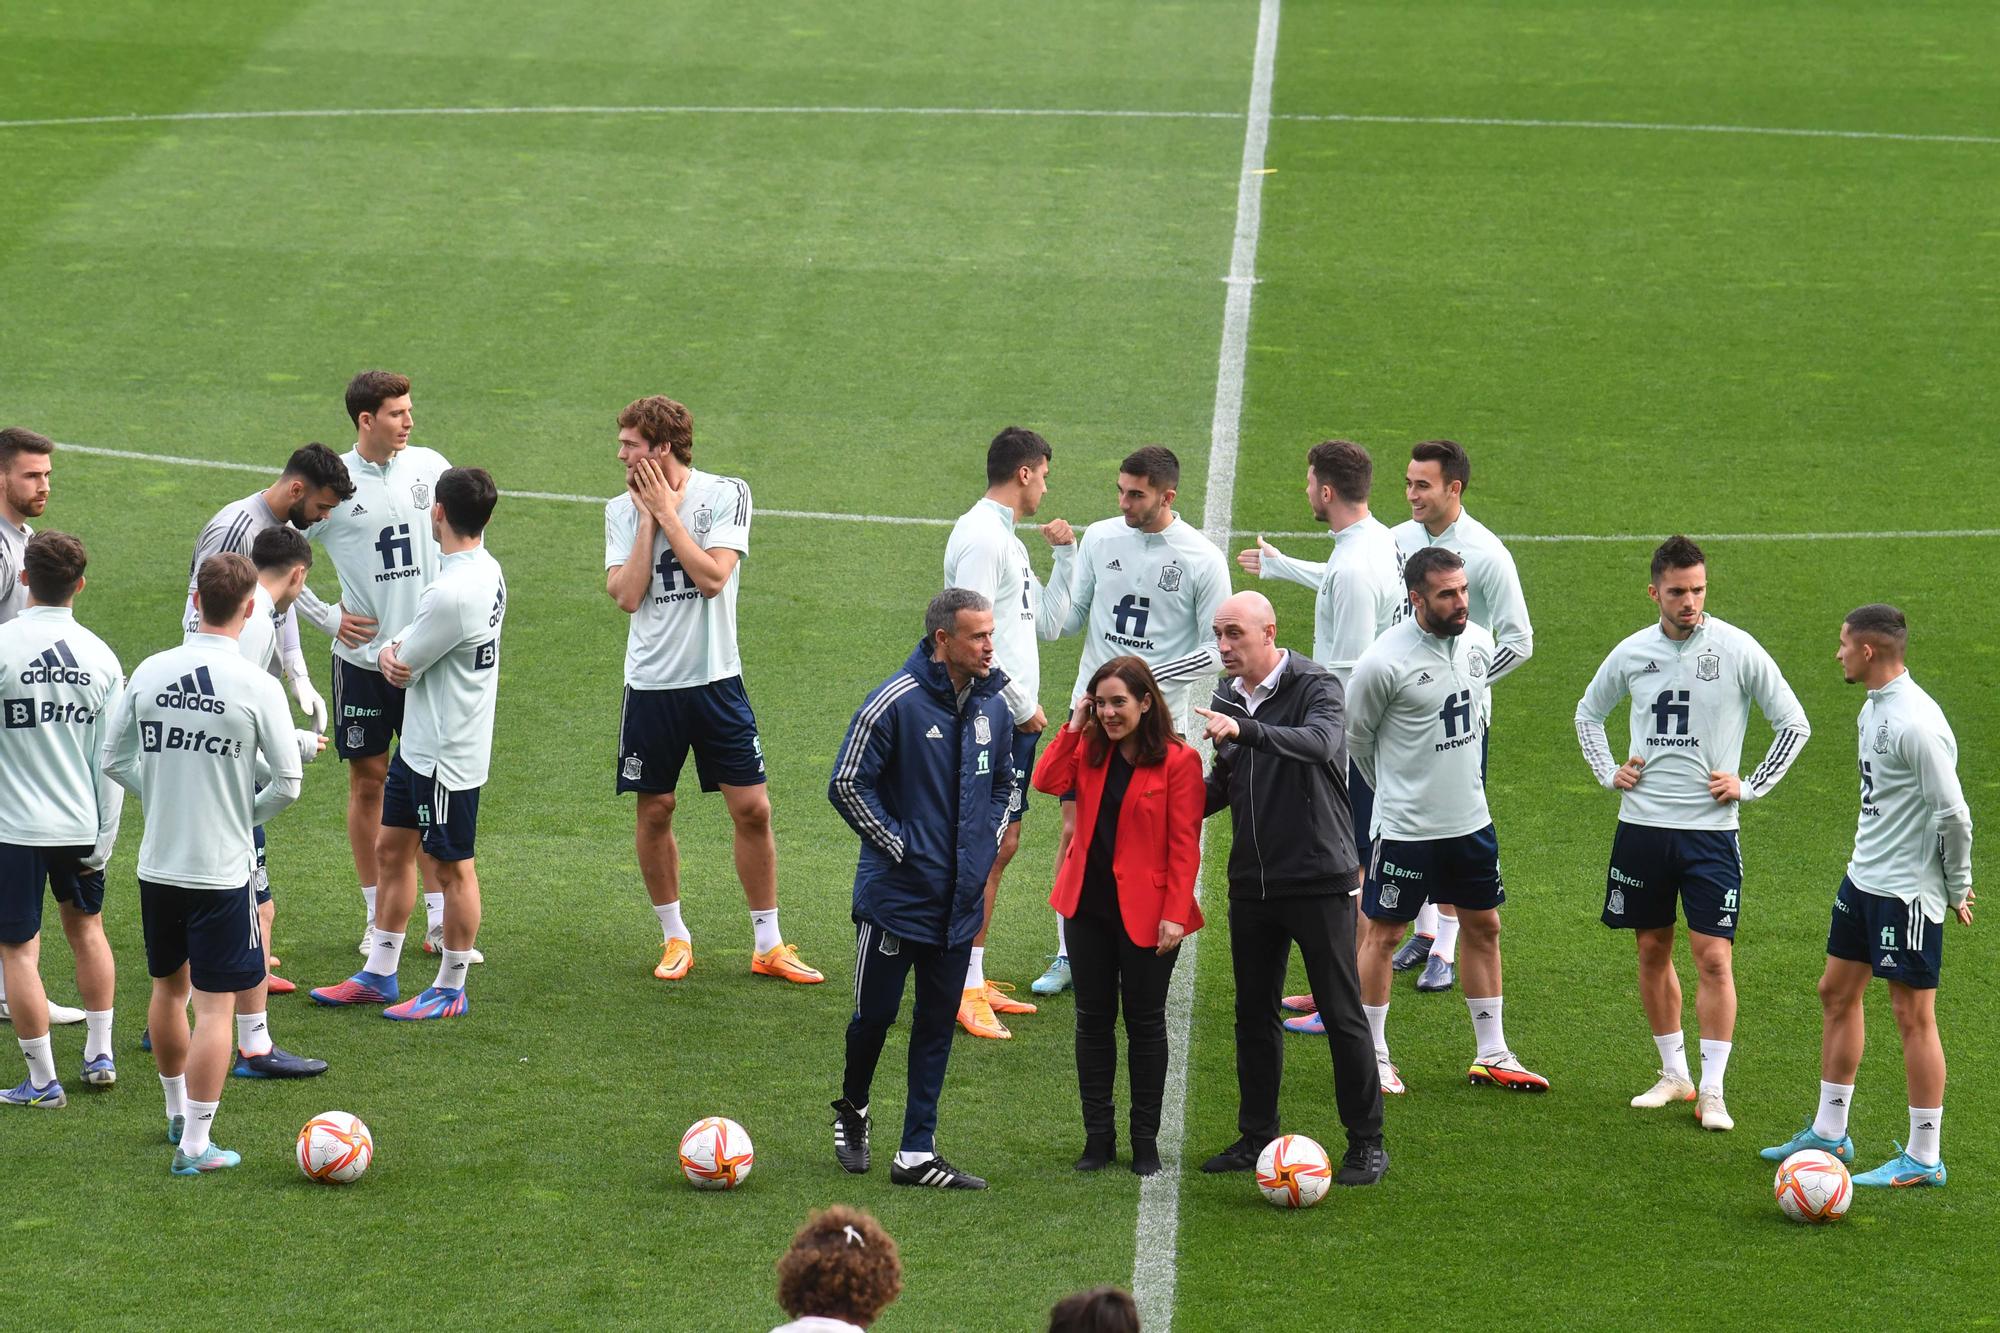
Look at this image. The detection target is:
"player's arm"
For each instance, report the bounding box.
[1735,647,1811,802]
[634,459,740,598]
[1909,725,1974,916]
[1318,563,1379,682]
[605,496,656,614]
[1482,550,1534,683]
[1343,654,1388,790]
[1150,548,1229,683]
[250,679,306,826]
[1573,652,1630,789]
[99,682,142,797]
[827,688,910,861]
[986,706,1019,843]
[276,605,328,732]
[378,584,460,688]
[1037,530,1089,640]
[83,672,127,870]
[1246,537,1325,590]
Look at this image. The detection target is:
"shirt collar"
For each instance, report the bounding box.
[1867,671,1911,703]
[1233,649,1290,702]
[16,604,73,623]
[1330,515,1371,542]
[976,496,1015,526]
[186,631,238,654]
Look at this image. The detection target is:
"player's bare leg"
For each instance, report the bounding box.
[1353,914,1404,1091]
[1816,957,1869,1084]
[1688,931,1737,1127]
[49,903,116,1088]
[1458,908,1545,1090]
[0,936,62,1103]
[962,820,1031,1033]
[636,792,691,978]
[1848,980,1949,1181]
[1630,924,1695,1108]
[726,782,820,983]
[347,751,387,944]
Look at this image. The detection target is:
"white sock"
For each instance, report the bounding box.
[1908,1106,1942,1166]
[1698,1039,1731,1094]
[425,891,445,932]
[1055,915,1067,959]
[366,929,407,979]
[1813,1080,1855,1141]
[1653,1031,1690,1081]
[1413,902,1440,937]
[894,1149,933,1168]
[361,885,378,930]
[750,908,781,954]
[235,1011,273,1058]
[159,1072,187,1121]
[0,972,8,1002]
[434,949,474,993]
[966,946,987,991]
[1363,1002,1390,1057]
[182,1097,219,1157]
[1433,912,1461,964]
[1466,995,1507,1061]
[84,1009,114,1061]
[654,900,688,943]
[19,1034,56,1087]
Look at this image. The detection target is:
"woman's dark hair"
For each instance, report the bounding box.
[1049,1285,1140,1333]
[1085,655,1178,768]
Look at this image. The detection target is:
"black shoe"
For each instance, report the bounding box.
[1391,932,1434,972]
[1129,1138,1162,1177]
[1336,1140,1389,1186]
[890,1154,987,1189]
[1199,1136,1266,1173]
[831,1098,870,1174]
[1074,1134,1116,1172]
[231,1046,328,1078]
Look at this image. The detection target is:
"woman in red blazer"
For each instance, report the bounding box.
[1032,655,1205,1177]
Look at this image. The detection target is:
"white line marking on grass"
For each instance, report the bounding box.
[1133,4,1279,1330]
[66,445,1996,543]
[1,103,1991,148]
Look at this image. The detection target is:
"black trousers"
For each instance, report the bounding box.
[842,920,971,1155]
[1065,909,1181,1142]
[1229,893,1384,1148]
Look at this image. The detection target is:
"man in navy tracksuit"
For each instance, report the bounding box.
[828,587,1016,1190]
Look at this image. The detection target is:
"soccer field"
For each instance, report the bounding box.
[3,2,1996,1328]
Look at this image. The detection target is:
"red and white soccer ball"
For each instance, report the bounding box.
[297,1111,374,1184]
[1256,1133,1333,1209]
[1774,1148,1851,1223]
[679,1116,755,1190]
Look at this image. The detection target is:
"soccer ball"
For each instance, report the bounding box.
[296,1111,373,1184]
[679,1116,755,1190]
[1256,1134,1333,1209]
[1774,1148,1851,1223]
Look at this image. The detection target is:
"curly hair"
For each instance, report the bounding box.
[775,1206,901,1327]
[617,395,694,465]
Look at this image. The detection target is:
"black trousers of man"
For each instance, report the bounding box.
[1065,910,1180,1143]
[1229,893,1383,1148]
[843,919,972,1155]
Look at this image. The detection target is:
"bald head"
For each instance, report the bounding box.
[1213,590,1280,681]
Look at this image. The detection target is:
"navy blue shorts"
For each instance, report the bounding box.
[0,843,103,944]
[332,655,404,759]
[1005,728,1041,824]
[140,879,264,993]
[616,678,766,794]
[1362,825,1506,922]
[382,750,481,862]
[1826,877,1941,990]
[1601,822,1742,939]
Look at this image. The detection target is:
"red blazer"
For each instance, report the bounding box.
[1034,724,1205,949]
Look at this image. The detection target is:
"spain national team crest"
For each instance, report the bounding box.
[1467,648,1489,679]
[410,481,430,509]
[1696,652,1721,682]
[693,506,713,536]
[345,724,365,751]
[622,754,644,782]
[1609,889,1626,916]
[973,714,992,746]
[1874,723,1891,755]
[1157,563,1183,593]
[1378,883,1400,910]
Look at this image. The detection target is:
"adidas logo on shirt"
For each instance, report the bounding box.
[18,640,91,686]
[1641,661,1660,673]
[155,665,226,715]
[1415,671,1432,684]
[350,502,368,515]
[1107,559,1122,570]
[925,725,943,739]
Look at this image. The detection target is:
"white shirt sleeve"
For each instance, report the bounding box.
[1344,653,1389,790]
[1257,543,1325,590]
[1739,641,1810,801]
[1906,722,1972,905]
[1573,651,1626,788]
[1152,548,1227,682]
[709,479,751,556]
[605,499,639,570]
[250,678,304,826]
[1038,541,1089,640]
[389,582,462,682]
[1479,547,1534,682]
[85,672,127,870]
[1318,562,1378,680]
[294,583,341,636]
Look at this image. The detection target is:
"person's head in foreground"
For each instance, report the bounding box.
[1048,1285,1141,1333]
[773,1205,902,1332]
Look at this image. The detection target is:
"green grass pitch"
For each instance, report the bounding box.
[1,2,1994,1328]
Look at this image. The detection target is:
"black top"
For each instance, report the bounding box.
[1078,749,1135,921]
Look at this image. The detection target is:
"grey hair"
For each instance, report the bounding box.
[926,587,991,640]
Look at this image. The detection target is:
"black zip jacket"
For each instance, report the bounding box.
[1201,652,1360,899]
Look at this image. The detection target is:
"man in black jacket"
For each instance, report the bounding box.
[1193,590,1387,1185]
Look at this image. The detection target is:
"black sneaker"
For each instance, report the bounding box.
[1336,1140,1389,1186]
[831,1098,870,1174]
[231,1046,328,1078]
[1391,932,1434,972]
[1199,1136,1266,1174]
[890,1155,987,1189]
